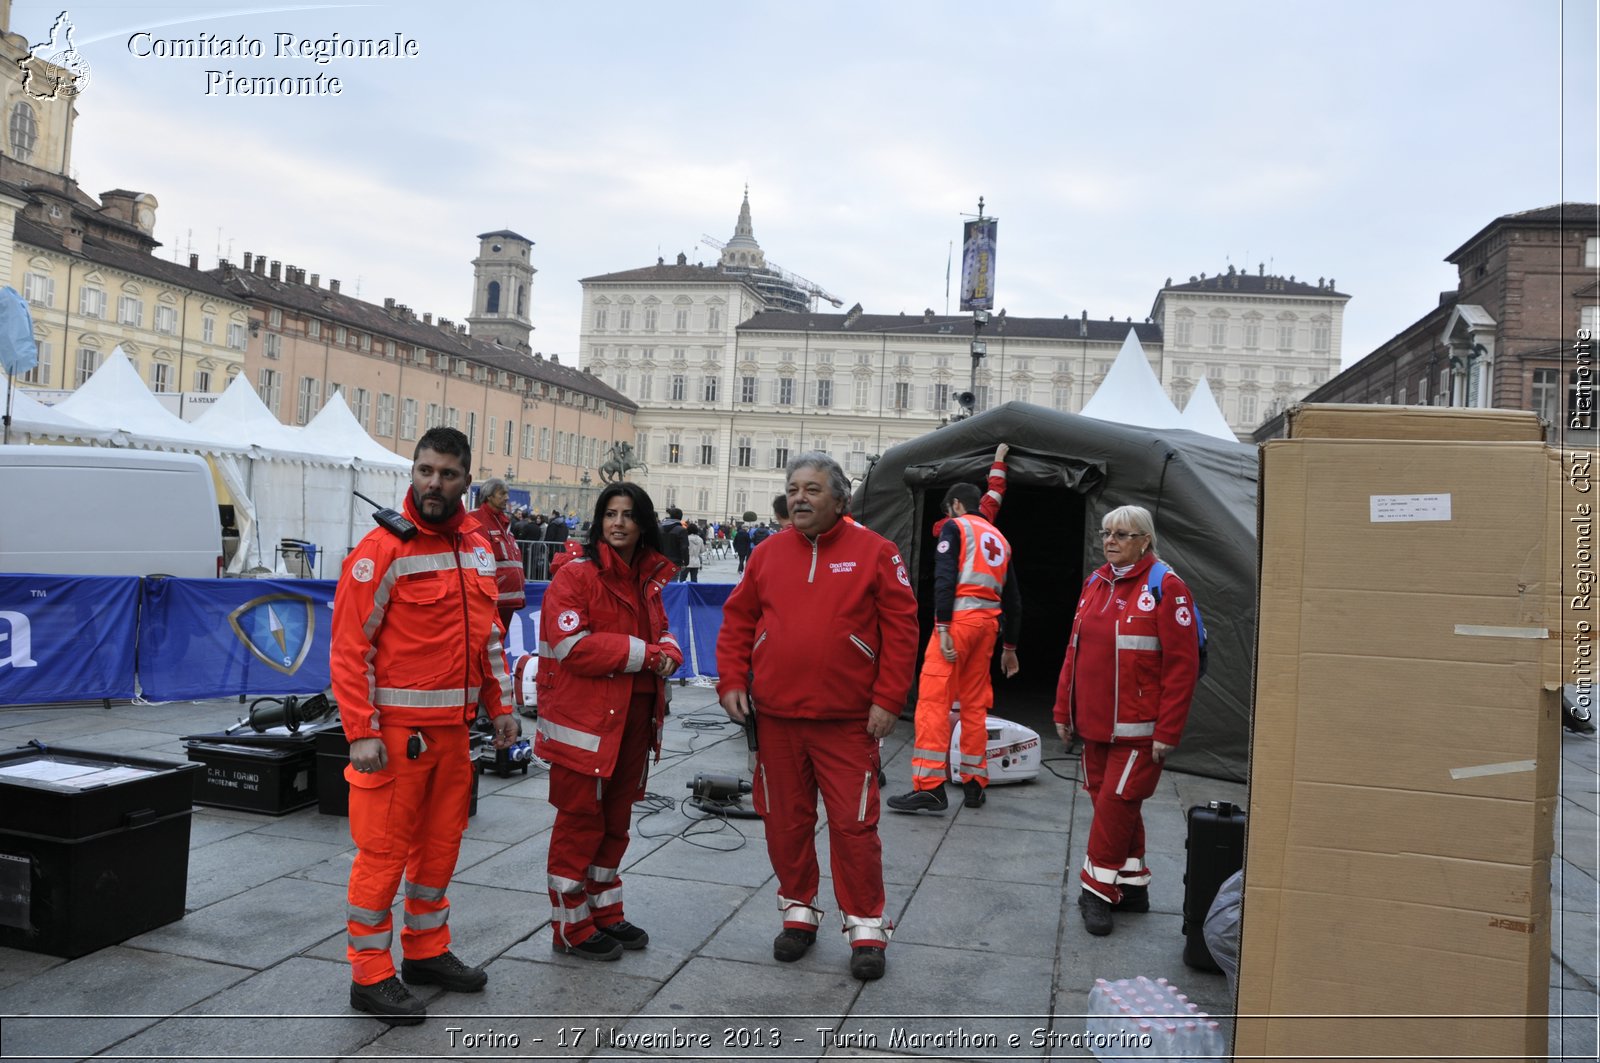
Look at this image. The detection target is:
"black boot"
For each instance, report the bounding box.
[1081,891,1113,936]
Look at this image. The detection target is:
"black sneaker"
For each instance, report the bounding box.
[1113,884,1150,912]
[963,779,986,808]
[886,786,948,813]
[772,927,816,962]
[400,950,488,992]
[597,920,649,950]
[849,945,886,981]
[1081,891,1113,936]
[552,931,623,961]
[350,976,426,1025]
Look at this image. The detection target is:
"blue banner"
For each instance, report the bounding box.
[138,578,336,699]
[685,583,733,678]
[0,574,139,705]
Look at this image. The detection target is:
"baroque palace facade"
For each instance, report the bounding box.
[583,195,1349,523]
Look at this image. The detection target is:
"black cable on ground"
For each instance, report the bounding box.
[634,791,753,852]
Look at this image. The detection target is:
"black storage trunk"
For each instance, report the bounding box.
[315,727,483,818]
[185,740,317,815]
[0,744,199,958]
[1182,800,1246,971]
[315,725,352,817]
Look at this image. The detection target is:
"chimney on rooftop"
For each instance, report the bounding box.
[1079,309,1088,338]
[384,297,395,311]
[329,279,340,294]
[270,260,281,281]
[254,256,266,276]
[243,252,253,271]
[189,253,199,270]
[309,273,319,288]
[423,312,432,325]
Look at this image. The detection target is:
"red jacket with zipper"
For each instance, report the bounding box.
[716,517,919,720]
[533,543,681,777]
[1052,551,1199,747]
[331,492,513,743]
[462,504,525,610]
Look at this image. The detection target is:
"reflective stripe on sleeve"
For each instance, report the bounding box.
[626,636,646,673]
[552,630,590,660]
[1116,634,1161,651]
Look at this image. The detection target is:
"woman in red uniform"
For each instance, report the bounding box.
[534,482,681,960]
[1053,505,1200,937]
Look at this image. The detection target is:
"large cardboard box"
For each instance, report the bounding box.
[1238,412,1564,1061]
[1286,402,1546,442]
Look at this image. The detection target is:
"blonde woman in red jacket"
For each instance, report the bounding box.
[1053,505,1200,938]
[534,482,682,960]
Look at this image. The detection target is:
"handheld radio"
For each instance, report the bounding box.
[353,490,417,541]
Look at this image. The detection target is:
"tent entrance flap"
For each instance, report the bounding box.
[909,484,1087,734]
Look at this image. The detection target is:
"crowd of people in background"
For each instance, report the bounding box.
[496,496,796,584]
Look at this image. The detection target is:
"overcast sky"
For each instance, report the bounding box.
[40,0,1600,369]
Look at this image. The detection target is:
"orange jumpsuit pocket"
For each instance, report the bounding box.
[345,766,400,856]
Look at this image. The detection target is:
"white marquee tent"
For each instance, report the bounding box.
[1078,330,1185,430]
[15,352,414,576]
[1179,376,1240,441]
[2,378,119,444]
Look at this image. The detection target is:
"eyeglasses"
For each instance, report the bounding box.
[1101,530,1145,541]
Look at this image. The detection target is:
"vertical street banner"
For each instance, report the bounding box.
[0,574,139,705]
[960,218,998,311]
[137,577,336,699]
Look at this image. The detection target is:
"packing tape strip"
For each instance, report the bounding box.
[1449,759,1537,780]
[1453,625,1549,639]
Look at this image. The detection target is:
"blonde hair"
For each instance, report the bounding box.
[1101,504,1157,555]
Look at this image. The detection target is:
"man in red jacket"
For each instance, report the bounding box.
[463,477,525,638]
[331,427,519,1024]
[716,452,919,982]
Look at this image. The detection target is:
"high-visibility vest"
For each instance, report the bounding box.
[951,514,1009,618]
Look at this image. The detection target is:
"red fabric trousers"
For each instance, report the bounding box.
[909,615,997,791]
[1079,739,1162,904]
[545,692,654,946]
[753,714,889,947]
[345,724,472,985]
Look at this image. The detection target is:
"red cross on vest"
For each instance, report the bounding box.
[953,515,1009,618]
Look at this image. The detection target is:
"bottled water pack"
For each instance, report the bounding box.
[1086,975,1225,1061]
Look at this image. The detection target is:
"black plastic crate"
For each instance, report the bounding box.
[184,741,317,815]
[0,745,198,957]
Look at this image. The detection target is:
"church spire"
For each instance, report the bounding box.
[721,185,765,270]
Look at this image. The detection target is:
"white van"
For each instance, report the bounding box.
[0,445,223,577]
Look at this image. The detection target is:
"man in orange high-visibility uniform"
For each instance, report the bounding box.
[331,427,518,1025]
[888,482,1020,813]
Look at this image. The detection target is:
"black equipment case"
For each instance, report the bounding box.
[1182,799,1246,971]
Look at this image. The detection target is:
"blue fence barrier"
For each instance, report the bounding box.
[0,574,140,704]
[137,577,337,700]
[0,574,734,706]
